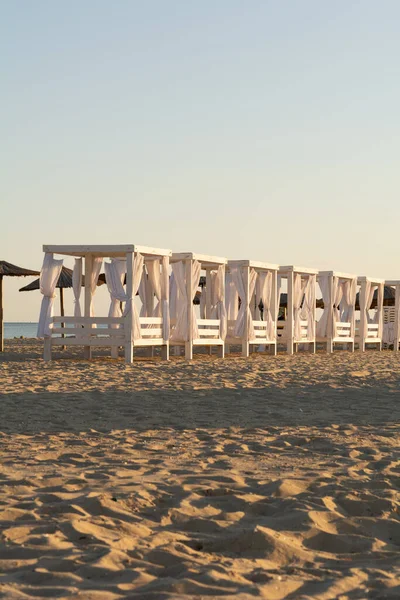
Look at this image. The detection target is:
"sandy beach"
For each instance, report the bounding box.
[0,340,399,599]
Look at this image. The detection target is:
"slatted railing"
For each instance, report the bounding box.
[333,322,352,341]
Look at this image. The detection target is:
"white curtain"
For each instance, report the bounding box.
[340,278,356,337]
[233,267,257,340]
[89,257,103,323]
[316,275,330,338]
[225,272,239,320]
[105,254,143,340]
[147,256,170,341]
[169,272,178,322]
[138,266,148,317]
[37,253,63,338]
[104,259,127,323]
[257,271,274,341]
[332,277,344,338]
[210,265,227,340]
[171,260,201,342]
[293,274,307,341]
[364,282,383,339]
[300,275,316,340]
[72,258,82,320]
[362,280,372,337]
[375,283,384,338]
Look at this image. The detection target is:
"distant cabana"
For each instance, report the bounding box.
[0,261,40,351]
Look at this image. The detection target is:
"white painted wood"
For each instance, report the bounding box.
[228,260,279,271]
[51,327,125,337]
[140,328,163,337]
[192,338,223,346]
[171,252,227,266]
[43,244,171,257]
[140,317,163,325]
[185,259,193,360]
[242,265,250,358]
[84,253,93,360]
[279,265,319,275]
[53,316,125,325]
[125,251,133,363]
[198,318,220,326]
[286,270,294,354]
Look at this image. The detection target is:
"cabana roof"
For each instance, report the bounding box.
[43,245,171,258]
[279,265,319,275]
[228,259,279,271]
[318,270,356,280]
[171,252,227,267]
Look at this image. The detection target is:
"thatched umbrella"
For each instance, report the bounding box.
[0,261,40,351]
[19,268,106,340]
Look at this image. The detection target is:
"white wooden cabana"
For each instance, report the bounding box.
[37,245,171,362]
[355,276,384,351]
[383,280,400,351]
[225,260,279,357]
[170,252,227,360]
[316,271,357,352]
[277,266,318,354]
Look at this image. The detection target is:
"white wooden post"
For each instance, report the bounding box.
[327,274,334,353]
[84,254,93,360]
[125,251,134,363]
[217,264,225,358]
[205,268,212,355]
[395,284,400,352]
[359,280,366,352]
[161,257,170,361]
[242,266,250,358]
[271,269,278,355]
[287,271,294,355]
[185,259,193,360]
[377,282,383,351]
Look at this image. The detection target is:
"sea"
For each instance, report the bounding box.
[4,323,39,339]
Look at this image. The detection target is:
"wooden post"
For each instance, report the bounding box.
[205,268,212,355]
[359,280,366,352]
[242,266,250,358]
[327,274,334,353]
[395,284,400,352]
[84,254,93,360]
[216,265,225,358]
[185,259,193,360]
[287,271,294,355]
[0,276,3,352]
[125,252,134,363]
[271,270,277,355]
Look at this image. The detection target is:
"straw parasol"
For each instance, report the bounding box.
[19,267,106,326]
[0,261,40,351]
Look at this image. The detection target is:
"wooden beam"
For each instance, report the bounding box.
[185,259,193,360]
[124,252,134,363]
[84,254,93,359]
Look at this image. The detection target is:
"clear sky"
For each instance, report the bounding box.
[2,0,400,321]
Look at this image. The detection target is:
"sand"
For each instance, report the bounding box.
[0,339,399,599]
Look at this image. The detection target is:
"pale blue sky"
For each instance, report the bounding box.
[2,0,400,320]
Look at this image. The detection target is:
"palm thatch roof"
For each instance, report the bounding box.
[0,261,39,277]
[19,267,106,292]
